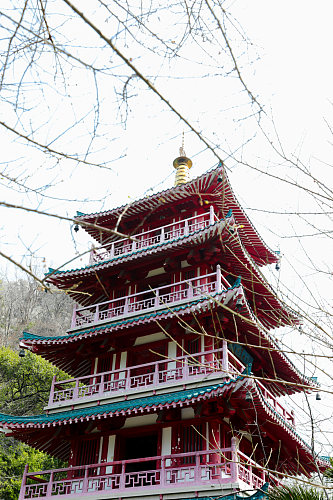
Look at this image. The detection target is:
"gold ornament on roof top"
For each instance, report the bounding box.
[173,133,192,186]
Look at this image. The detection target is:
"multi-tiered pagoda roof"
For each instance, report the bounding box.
[0,160,327,500]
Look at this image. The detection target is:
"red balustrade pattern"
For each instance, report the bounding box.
[256,379,295,426]
[20,445,272,499]
[237,451,279,488]
[48,345,245,407]
[89,207,218,264]
[71,267,228,330]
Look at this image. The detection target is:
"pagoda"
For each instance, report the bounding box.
[0,151,326,500]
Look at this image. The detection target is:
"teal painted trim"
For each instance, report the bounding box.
[0,378,242,425]
[229,342,253,366]
[21,286,240,342]
[255,382,318,457]
[50,219,227,275]
[76,211,86,216]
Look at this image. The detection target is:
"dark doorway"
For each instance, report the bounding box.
[123,433,158,473]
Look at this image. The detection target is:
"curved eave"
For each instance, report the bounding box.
[235,288,318,396]
[0,380,238,429]
[75,164,278,267]
[0,380,239,460]
[46,217,291,329]
[232,379,327,474]
[45,217,232,302]
[1,378,325,473]
[20,287,241,375]
[20,285,317,395]
[223,231,297,329]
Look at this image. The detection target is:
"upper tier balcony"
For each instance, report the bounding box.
[70,266,230,331]
[47,344,295,427]
[20,443,278,500]
[89,207,219,264]
[47,344,246,409]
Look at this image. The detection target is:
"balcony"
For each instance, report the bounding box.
[20,444,277,500]
[89,207,218,264]
[47,344,246,409]
[70,266,229,331]
[256,379,295,426]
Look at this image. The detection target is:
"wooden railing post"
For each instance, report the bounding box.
[222,340,228,373]
[194,452,200,485]
[160,227,165,243]
[216,264,222,293]
[187,282,193,299]
[46,471,54,497]
[124,297,129,315]
[94,305,99,323]
[73,379,79,401]
[82,466,89,493]
[48,375,57,405]
[248,463,253,488]
[230,438,238,483]
[154,289,160,308]
[99,374,105,396]
[119,462,125,490]
[110,243,115,258]
[184,219,189,236]
[183,358,189,381]
[209,205,215,224]
[153,362,159,386]
[160,456,165,486]
[125,368,131,390]
[89,249,94,264]
[71,303,77,329]
[18,464,29,500]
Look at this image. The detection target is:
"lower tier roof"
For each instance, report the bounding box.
[0,377,327,475]
[20,285,318,396]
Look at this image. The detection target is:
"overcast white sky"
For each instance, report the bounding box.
[1,0,332,264]
[0,0,332,454]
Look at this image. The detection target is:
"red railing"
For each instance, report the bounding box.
[89,207,218,264]
[19,443,271,499]
[70,266,229,330]
[48,344,245,407]
[256,379,295,426]
[237,450,280,487]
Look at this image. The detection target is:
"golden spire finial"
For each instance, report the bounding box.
[179,131,186,157]
[173,132,192,186]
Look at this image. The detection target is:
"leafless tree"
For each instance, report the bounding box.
[0,0,332,493]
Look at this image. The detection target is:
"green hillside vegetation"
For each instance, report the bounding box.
[0,278,72,499]
[0,348,69,499]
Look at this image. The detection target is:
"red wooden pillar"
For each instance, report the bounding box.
[99,435,110,476]
[171,424,181,467]
[230,437,239,483]
[208,420,221,464]
[113,352,121,383]
[204,333,214,366]
[67,438,78,480]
